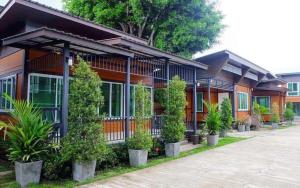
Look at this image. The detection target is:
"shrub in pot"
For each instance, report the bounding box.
[244,116,251,131]
[271,103,280,129]
[127,82,153,167]
[0,95,52,187]
[161,76,186,157]
[204,102,221,146]
[61,59,106,182]
[220,98,233,137]
[284,102,295,125]
[236,119,246,132]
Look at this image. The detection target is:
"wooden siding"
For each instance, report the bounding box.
[235,85,252,121]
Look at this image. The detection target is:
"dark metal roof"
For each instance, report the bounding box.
[0,0,147,43]
[1,27,134,57]
[100,37,208,70]
[276,72,300,77]
[259,78,287,84]
[254,86,287,92]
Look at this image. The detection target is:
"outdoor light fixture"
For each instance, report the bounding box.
[68,56,73,66]
[277,84,282,87]
[154,68,161,72]
[197,82,201,87]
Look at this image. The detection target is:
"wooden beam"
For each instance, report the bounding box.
[235,67,250,84]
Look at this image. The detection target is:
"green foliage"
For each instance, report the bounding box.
[284,102,295,122]
[127,82,153,151]
[61,58,106,162]
[64,0,224,58]
[154,88,167,109]
[0,95,52,162]
[42,143,71,180]
[204,101,221,135]
[220,98,233,131]
[148,138,165,158]
[271,103,280,123]
[161,76,186,143]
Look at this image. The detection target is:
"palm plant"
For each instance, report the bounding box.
[204,101,221,135]
[0,95,52,162]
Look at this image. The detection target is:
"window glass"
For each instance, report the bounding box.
[0,76,16,110]
[145,87,152,116]
[111,84,122,117]
[101,83,110,116]
[197,92,203,112]
[130,85,135,116]
[254,96,270,109]
[238,92,248,111]
[288,82,299,96]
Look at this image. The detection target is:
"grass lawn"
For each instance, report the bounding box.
[2,136,246,188]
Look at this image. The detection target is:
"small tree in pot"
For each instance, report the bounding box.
[271,103,280,129]
[127,82,153,167]
[204,102,221,146]
[161,76,186,157]
[284,102,295,125]
[0,95,52,187]
[61,58,106,182]
[220,98,233,137]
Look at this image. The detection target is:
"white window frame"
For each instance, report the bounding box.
[287,82,299,96]
[253,96,271,109]
[238,92,249,111]
[0,74,16,111]
[128,84,153,117]
[102,81,123,118]
[196,92,204,112]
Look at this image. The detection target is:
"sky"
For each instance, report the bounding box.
[1,0,299,74]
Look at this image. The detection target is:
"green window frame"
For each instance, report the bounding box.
[287,82,299,96]
[254,96,270,109]
[238,92,248,111]
[196,92,203,112]
[0,75,16,111]
[101,82,123,118]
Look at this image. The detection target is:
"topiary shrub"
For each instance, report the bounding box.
[284,102,294,123]
[61,58,106,162]
[204,101,221,135]
[161,76,187,143]
[271,103,280,123]
[220,98,233,131]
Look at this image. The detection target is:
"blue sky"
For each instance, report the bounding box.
[1,0,300,74]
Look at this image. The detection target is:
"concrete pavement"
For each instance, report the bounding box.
[81,125,300,188]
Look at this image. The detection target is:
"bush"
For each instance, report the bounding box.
[220,98,233,131]
[148,138,165,158]
[161,76,187,143]
[284,102,294,122]
[61,58,106,162]
[271,103,280,123]
[127,82,152,151]
[204,102,221,135]
[0,95,52,162]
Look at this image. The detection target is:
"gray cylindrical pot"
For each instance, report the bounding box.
[219,129,227,137]
[207,135,219,146]
[15,160,42,188]
[165,142,180,157]
[128,149,148,167]
[238,124,245,132]
[72,160,96,182]
[272,123,279,129]
[245,124,251,131]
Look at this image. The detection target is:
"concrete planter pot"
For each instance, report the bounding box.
[72,160,96,182]
[245,124,251,131]
[128,149,148,167]
[15,160,42,188]
[165,142,180,157]
[191,134,200,145]
[219,130,227,137]
[238,124,246,132]
[272,123,279,129]
[207,135,219,146]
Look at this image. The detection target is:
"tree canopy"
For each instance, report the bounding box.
[63,0,224,58]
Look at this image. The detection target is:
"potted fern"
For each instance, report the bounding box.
[220,98,233,137]
[271,103,280,129]
[61,59,106,182]
[162,76,186,157]
[205,102,221,146]
[0,95,52,187]
[127,82,153,167]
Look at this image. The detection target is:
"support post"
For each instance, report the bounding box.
[208,78,211,104]
[125,57,131,139]
[21,49,29,100]
[232,85,236,119]
[165,59,170,85]
[61,43,70,137]
[193,68,197,135]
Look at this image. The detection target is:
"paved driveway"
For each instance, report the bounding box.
[82,126,300,188]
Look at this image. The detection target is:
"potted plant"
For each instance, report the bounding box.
[284,102,295,125]
[0,95,52,187]
[161,76,186,157]
[204,102,221,146]
[61,58,106,182]
[271,103,280,129]
[220,98,233,137]
[127,82,153,167]
[244,116,252,131]
[237,119,246,132]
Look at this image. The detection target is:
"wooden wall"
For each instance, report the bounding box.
[235,84,252,121]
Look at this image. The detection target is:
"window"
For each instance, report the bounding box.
[253,96,270,109]
[238,92,248,111]
[196,92,203,112]
[28,74,62,122]
[130,85,153,117]
[101,82,123,117]
[0,75,16,110]
[287,82,299,96]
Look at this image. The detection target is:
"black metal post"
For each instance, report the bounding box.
[125,57,131,139]
[208,78,211,104]
[232,85,236,119]
[165,59,170,85]
[61,43,70,137]
[22,49,29,100]
[193,68,197,134]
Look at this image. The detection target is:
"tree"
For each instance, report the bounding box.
[63,0,224,58]
[220,98,233,131]
[62,58,106,162]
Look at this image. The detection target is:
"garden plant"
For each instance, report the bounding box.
[204,101,221,146]
[271,103,280,129]
[284,102,295,124]
[220,98,233,137]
